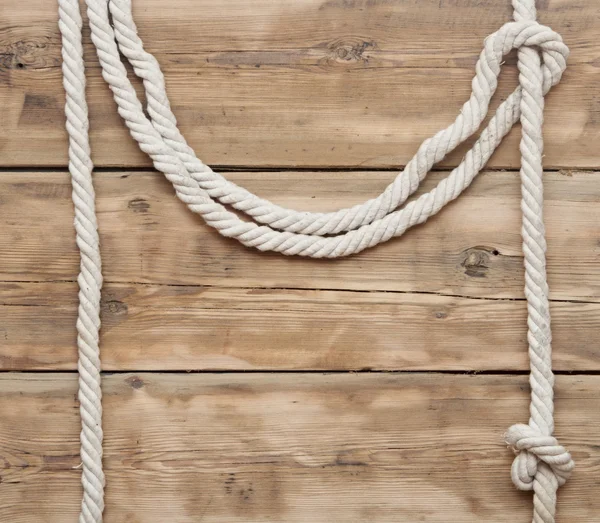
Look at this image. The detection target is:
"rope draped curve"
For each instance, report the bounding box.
[56,0,574,521]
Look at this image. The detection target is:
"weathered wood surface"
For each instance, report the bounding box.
[1,0,599,168]
[1,1,598,520]
[1,169,598,372]
[1,373,598,523]
[1,170,598,298]
[2,280,600,372]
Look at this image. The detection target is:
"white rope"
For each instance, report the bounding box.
[58,1,104,521]
[57,0,574,521]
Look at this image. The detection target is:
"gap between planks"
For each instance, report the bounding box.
[2,279,598,306]
[2,369,600,376]
[0,166,577,173]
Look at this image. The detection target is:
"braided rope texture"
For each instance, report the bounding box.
[57,0,573,521]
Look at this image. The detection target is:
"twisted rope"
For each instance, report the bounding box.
[58,0,104,521]
[57,0,573,521]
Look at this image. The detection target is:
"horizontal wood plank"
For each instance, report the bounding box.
[2,280,599,371]
[0,372,598,522]
[1,0,598,168]
[1,170,598,299]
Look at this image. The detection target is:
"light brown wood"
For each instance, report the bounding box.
[1,169,598,373]
[1,170,598,300]
[0,372,597,522]
[1,1,598,520]
[1,0,599,168]
[2,280,600,372]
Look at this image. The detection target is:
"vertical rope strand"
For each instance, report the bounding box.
[58,0,105,521]
[505,3,574,523]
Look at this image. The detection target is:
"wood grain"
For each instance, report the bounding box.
[2,280,600,372]
[1,0,598,168]
[1,2,598,520]
[1,170,598,299]
[0,373,598,522]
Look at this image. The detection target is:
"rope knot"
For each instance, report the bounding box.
[505,423,574,491]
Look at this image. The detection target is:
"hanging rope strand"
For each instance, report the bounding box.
[108,0,517,235]
[504,3,575,523]
[82,3,569,258]
[58,0,105,521]
[58,0,573,521]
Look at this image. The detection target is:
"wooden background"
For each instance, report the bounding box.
[1,0,599,521]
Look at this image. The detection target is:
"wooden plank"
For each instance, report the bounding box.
[2,280,600,372]
[1,0,598,168]
[0,372,597,522]
[1,170,598,300]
